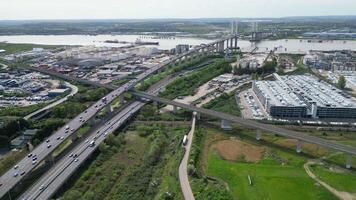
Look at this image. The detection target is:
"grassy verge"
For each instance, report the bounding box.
[59,122,189,200]
[189,124,356,200]
[161,59,231,99]
[203,92,240,116]
[310,165,356,193]
[139,55,221,91]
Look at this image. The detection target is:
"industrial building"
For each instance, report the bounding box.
[253,74,356,119]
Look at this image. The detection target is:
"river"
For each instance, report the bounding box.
[0,35,355,53]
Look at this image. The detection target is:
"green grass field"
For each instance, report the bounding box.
[206,150,338,200]
[0,43,60,55]
[191,127,348,200]
[310,165,356,193]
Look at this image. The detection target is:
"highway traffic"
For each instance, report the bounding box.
[18,67,175,199]
[0,35,238,198]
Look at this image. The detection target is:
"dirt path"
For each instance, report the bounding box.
[304,160,356,200]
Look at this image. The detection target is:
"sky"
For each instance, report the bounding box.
[1,0,355,20]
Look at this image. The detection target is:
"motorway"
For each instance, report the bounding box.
[179,113,196,200]
[18,69,176,200]
[24,82,79,120]
[0,35,238,198]
[0,52,180,198]
[131,91,356,156]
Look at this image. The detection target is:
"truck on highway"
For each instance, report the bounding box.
[182,135,188,146]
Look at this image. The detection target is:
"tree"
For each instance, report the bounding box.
[338,75,346,89]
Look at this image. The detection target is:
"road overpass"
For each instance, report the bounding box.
[0,34,239,198]
[131,91,356,169]
[18,69,175,200]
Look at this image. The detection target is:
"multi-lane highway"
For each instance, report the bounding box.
[18,72,173,200]
[0,83,127,197]
[131,91,356,156]
[0,56,176,198]
[0,35,238,198]
[19,100,146,200]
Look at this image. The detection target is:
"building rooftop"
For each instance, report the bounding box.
[282,75,356,108]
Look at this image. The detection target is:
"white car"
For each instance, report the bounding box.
[39,184,45,190]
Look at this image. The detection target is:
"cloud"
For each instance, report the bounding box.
[1,0,355,20]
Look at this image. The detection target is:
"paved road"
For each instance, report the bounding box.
[131,91,356,156]
[179,113,196,200]
[1,35,238,198]
[18,69,176,200]
[19,100,145,200]
[0,57,177,198]
[24,82,78,120]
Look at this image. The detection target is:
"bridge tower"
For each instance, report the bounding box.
[250,21,263,42]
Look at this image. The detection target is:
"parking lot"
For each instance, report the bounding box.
[239,89,268,119]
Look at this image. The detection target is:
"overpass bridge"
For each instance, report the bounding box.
[0,35,239,199]
[131,91,355,169]
[18,68,176,200]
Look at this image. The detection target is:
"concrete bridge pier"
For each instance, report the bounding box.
[173,105,178,113]
[346,154,352,169]
[221,119,232,130]
[230,39,233,49]
[256,130,262,141]
[219,41,225,53]
[296,140,302,153]
[215,43,219,52]
[234,37,238,49]
[195,112,201,120]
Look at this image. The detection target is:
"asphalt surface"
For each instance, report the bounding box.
[0,35,238,198]
[131,91,356,156]
[0,83,126,198]
[179,113,196,200]
[19,100,146,200]
[18,68,176,200]
[24,82,79,120]
[0,56,176,198]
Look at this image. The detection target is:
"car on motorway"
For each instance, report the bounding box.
[13,172,18,177]
[14,165,19,169]
[65,125,70,130]
[56,136,61,140]
[27,153,32,158]
[47,144,52,148]
[69,154,73,158]
[20,171,25,176]
[39,184,45,190]
[32,160,37,165]
[46,139,50,143]
[89,140,95,147]
[85,139,89,143]
[74,158,79,162]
